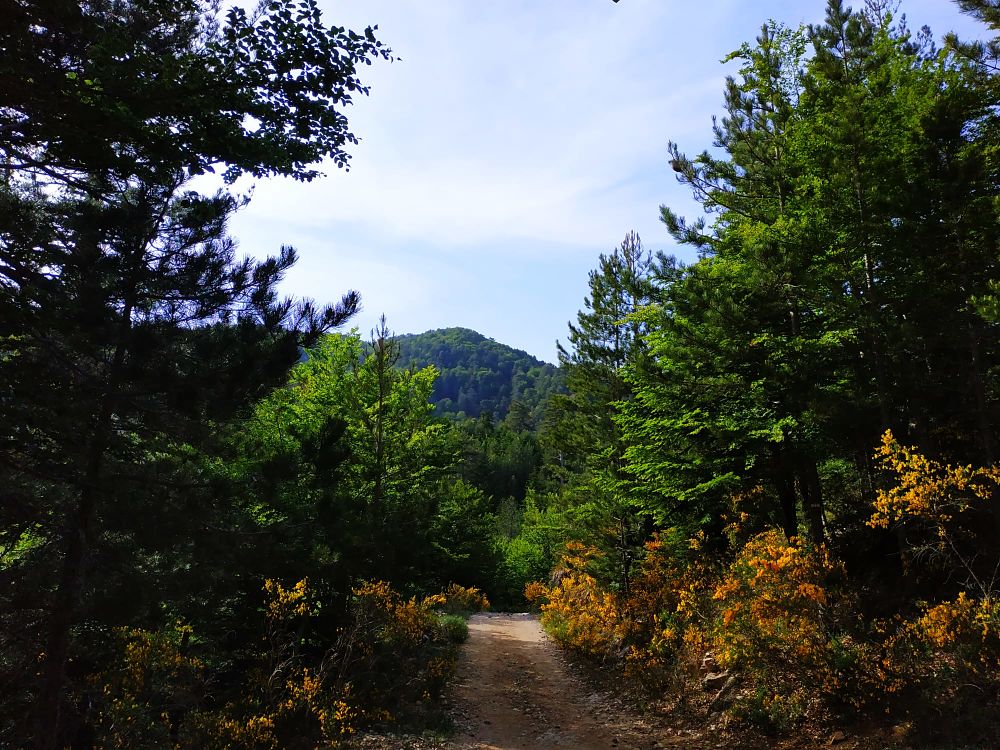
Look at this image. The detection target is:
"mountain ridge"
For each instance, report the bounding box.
[393,327,564,426]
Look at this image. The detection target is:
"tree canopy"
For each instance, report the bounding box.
[0,1,391,745]
[6,0,1000,746]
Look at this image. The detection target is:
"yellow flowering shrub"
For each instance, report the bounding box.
[351,579,442,647]
[94,577,469,746]
[531,534,712,691]
[618,534,715,688]
[708,531,848,724]
[534,542,622,658]
[340,580,463,718]
[199,714,279,750]
[439,582,491,614]
[712,531,835,661]
[527,437,1000,730]
[185,578,359,748]
[868,433,1000,701]
[870,430,1000,530]
[523,580,549,606]
[93,622,203,748]
[880,592,1000,696]
[194,669,356,750]
[263,577,313,620]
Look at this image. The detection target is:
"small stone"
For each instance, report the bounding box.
[702,670,731,690]
[700,649,717,673]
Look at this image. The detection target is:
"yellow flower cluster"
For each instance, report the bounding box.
[530,543,622,657]
[353,581,434,645]
[523,580,549,606]
[914,593,978,648]
[864,432,1000,696]
[874,591,1000,698]
[528,535,712,686]
[870,430,1000,528]
[709,531,840,691]
[352,579,396,610]
[898,593,1000,658]
[276,668,356,739]
[529,436,1000,727]
[93,622,204,746]
[93,577,472,746]
[263,577,313,620]
[209,714,279,750]
[440,582,491,613]
[531,531,851,718]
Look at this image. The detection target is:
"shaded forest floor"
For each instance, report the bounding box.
[346,613,936,750]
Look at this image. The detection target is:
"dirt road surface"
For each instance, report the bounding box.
[444,613,678,750]
[348,613,869,750]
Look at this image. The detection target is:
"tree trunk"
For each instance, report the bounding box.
[772,448,799,540]
[35,253,139,747]
[35,448,103,749]
[967,321,995,464]
[799,459,825,545]
[617,515,632,597]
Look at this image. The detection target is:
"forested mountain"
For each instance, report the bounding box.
[394,327,564,426]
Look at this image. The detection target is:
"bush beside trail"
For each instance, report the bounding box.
[526,434,1000,744]
[93,581,490,748]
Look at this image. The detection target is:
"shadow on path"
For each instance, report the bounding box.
[446,613,663,750]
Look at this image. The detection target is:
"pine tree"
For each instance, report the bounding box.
[557,232,655,457]
[634,0,1000,554]
[0,1,390,744]
[651,21,839,544]
[550,231,657,592]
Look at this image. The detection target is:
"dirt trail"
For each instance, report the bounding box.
[350,614,865,750]
[445,613,675,750]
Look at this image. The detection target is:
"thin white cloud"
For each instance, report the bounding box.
[221,0,988,361]
[231,0,730,246]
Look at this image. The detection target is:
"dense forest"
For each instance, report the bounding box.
[520,1,1000,744]
[394,327,563,426]
[5,0,1000,747]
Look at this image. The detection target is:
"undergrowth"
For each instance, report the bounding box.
[92,581,490,748]
[525,433,1000,744]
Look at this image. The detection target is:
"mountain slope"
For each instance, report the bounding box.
[394,328,563,426]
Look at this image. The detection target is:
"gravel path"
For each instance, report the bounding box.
[444,613,671,750]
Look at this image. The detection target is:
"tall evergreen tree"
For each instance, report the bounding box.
[556,232,655,463]
[951,0,1000,68]
[0,1,390,744]
[645,21,844,544]
[549,231,657,592]
[630,0,1000,555]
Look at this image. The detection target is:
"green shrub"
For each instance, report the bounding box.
[438,614,469,644]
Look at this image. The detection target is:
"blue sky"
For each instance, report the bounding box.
[226,0,986,363]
